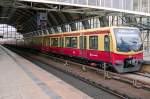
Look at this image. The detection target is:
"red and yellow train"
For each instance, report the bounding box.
[19,26,143,73]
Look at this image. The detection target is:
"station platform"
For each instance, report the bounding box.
[0,45,92,99]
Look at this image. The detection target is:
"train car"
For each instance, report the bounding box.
[24,26,143,73]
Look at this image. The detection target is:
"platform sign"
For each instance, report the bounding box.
[37,12,48,29]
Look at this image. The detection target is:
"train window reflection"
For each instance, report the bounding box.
[114,28,142,52]
[89,36,98,50]
[65,37,77,48]
[51,38,59,46]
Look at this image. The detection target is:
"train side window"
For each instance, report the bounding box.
[80,36,87,49]
[41,38,43,46]
[39,38,41,46]
[43,37,46,46]
[35,38,37,45]
[104,35,110,51]
[38,38,40,45]
[35,39,37,45]
[45,38,48,46]
[46,37,49,46]
[89,36,98,50]
[49,38,51,46]
[51,38,59,46]
[65,37,77,48]
[41,38,44,46]
[65,37,70,47]
[60,37,64,47]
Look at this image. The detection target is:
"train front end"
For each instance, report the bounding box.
[111,27,143,73]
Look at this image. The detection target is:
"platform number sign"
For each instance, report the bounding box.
[37,12,48,29]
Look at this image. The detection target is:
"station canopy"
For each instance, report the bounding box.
[0,0,150,35]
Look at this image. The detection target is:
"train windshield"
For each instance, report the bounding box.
[114,28,143,52]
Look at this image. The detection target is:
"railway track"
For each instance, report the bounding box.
[42,54,150,90]
[136,72,150,78]
[5,46,150,99]
[33,51,150,90]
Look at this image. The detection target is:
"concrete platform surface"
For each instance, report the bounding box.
[0,45,92,99]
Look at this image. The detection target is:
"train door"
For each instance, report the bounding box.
[104,34,111,63]
[89,35,99,60]
[79,35,87,58]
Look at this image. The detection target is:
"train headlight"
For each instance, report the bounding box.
[115,60,123,66]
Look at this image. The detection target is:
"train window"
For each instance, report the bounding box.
[43,38,46,46]
[89,36,98,50]
[39,38,41,45]
[65,37,77,48]
[45,37,49,46]
[37,38,40,45]
[51,38,59,46]
[80,36,87,49]
[60,37,64,47]
[38,38,40,45]
[49,38,51,46]
[35,38,37,45]
[39,38,42,46]
[33,38,36,45]
[104,35,110,51]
